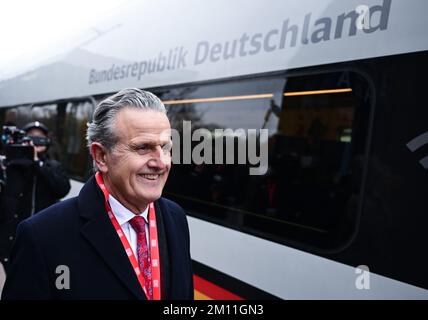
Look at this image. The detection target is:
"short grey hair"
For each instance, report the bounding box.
[86,88,166,169]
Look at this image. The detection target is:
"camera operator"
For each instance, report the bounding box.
[0,121,71,273]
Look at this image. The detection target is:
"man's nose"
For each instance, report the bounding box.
[147,145,170,169]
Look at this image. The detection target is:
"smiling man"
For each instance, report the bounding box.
[2,88,194,300]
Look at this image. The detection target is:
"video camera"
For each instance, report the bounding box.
[0,125,51,192]
[1,125,50,162]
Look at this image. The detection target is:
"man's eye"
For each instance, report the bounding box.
[162,143,172,153]
[135,145,149,153]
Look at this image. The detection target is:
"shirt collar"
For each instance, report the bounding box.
[108,194,149,226]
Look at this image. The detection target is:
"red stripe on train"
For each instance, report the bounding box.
[193,275,244,300]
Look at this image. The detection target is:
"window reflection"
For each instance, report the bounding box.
[60,101,93,180]
[165,73,370,250]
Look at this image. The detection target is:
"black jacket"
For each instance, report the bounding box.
[0,156,71,270]
[1,175,194,300]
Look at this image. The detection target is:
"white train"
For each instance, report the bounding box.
[1,0,428,299]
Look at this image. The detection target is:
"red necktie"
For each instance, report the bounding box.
[129,216,153,299]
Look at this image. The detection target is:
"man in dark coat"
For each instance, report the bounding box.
[2,89,194,300]
[0,121,71,273]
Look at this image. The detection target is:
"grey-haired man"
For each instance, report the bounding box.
[2,88,194,300]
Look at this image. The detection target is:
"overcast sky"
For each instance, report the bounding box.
[0,0,129,76]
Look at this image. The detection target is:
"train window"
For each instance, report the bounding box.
[264,72,371,250]
[2,104,57,129]
[160,71,372,251]
[0,100,95,181]
[58,101,93,181]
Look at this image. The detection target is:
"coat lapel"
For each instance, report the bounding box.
[78,176,146,300]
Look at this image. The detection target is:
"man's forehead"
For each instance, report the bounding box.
[114,108,170,137]
[27,128,46,136]
[130,130,172,143]
[116,107,169,124]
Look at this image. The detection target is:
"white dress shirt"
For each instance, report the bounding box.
[108,194,149,257]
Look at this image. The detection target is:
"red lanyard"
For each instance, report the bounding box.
[95,172,161,300]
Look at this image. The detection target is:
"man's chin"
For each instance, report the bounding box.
[139,192,162,204]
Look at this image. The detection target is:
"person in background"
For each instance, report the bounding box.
[0,121,71,273]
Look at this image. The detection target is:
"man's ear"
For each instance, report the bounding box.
[91,142,109,173]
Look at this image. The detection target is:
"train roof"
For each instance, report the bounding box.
[1,0,427,107]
